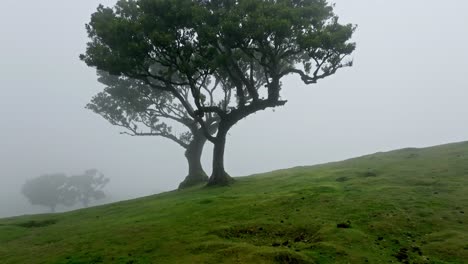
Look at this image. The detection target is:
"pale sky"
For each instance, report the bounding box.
[1,0,467,217]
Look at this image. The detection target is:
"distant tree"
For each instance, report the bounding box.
[21,174,75,213]
[87,71,218,189]
[67,169,110,208]
[81,0,355,186]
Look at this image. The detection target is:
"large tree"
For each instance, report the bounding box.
[88,71,219,188]
[21,174,75,213]
[67,169,109,208]
[81,0,355,186]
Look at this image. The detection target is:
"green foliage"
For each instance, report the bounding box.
[81,0,355,91]
[4,141,468,263]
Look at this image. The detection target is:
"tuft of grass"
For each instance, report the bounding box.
[1,141,468,263]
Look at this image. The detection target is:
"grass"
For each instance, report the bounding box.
[1,141,468,263]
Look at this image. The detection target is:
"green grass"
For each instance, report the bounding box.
[1,141,468,263]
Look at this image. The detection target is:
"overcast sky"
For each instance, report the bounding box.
[1,0,467,217]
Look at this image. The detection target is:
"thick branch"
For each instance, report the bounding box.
[227,98,287,127]
[121,131,189,149]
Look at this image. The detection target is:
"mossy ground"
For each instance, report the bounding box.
[1,142,468,263]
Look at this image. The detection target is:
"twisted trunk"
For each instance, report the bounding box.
[178,130,209,189]
[207,123,233,186]
[206,100,286,186]
[82,197,89,208]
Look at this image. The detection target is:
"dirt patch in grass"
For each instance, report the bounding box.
[362,170,378,177]
[15,219,57,228]
[272,251,312,264]
[336,176,350,182]
[199,199,214,204]
[212,224,321,248]
[336,221,351,228]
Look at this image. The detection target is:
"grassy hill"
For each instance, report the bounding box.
[1,142,468,263]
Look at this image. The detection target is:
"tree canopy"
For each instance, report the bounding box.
[81,0,356,185]
[21,174,74,212]
[21,170,110,212]
[67,169,110,207]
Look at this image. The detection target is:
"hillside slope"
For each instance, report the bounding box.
[1,141,468,263]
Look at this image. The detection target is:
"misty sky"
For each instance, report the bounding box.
[1,0,467,217]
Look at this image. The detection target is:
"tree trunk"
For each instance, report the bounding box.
[82,198,89,208]
[178,130,209,189]
[207,125,234,186]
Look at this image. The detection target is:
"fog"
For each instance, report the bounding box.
[1,0,467,218]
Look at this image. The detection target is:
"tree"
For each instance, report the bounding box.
[21,174,75,212]
[67,169,109,208]
[87,71,218,189]
[81,0,356,186]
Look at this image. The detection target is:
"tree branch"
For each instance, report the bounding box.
[121,131,189,149]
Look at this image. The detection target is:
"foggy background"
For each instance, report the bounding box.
[1,0,467,218]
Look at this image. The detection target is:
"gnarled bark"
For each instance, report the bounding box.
[178,129,209,189]
[207,123,234,186]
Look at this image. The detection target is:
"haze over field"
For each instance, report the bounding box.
[1,0,467,217]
